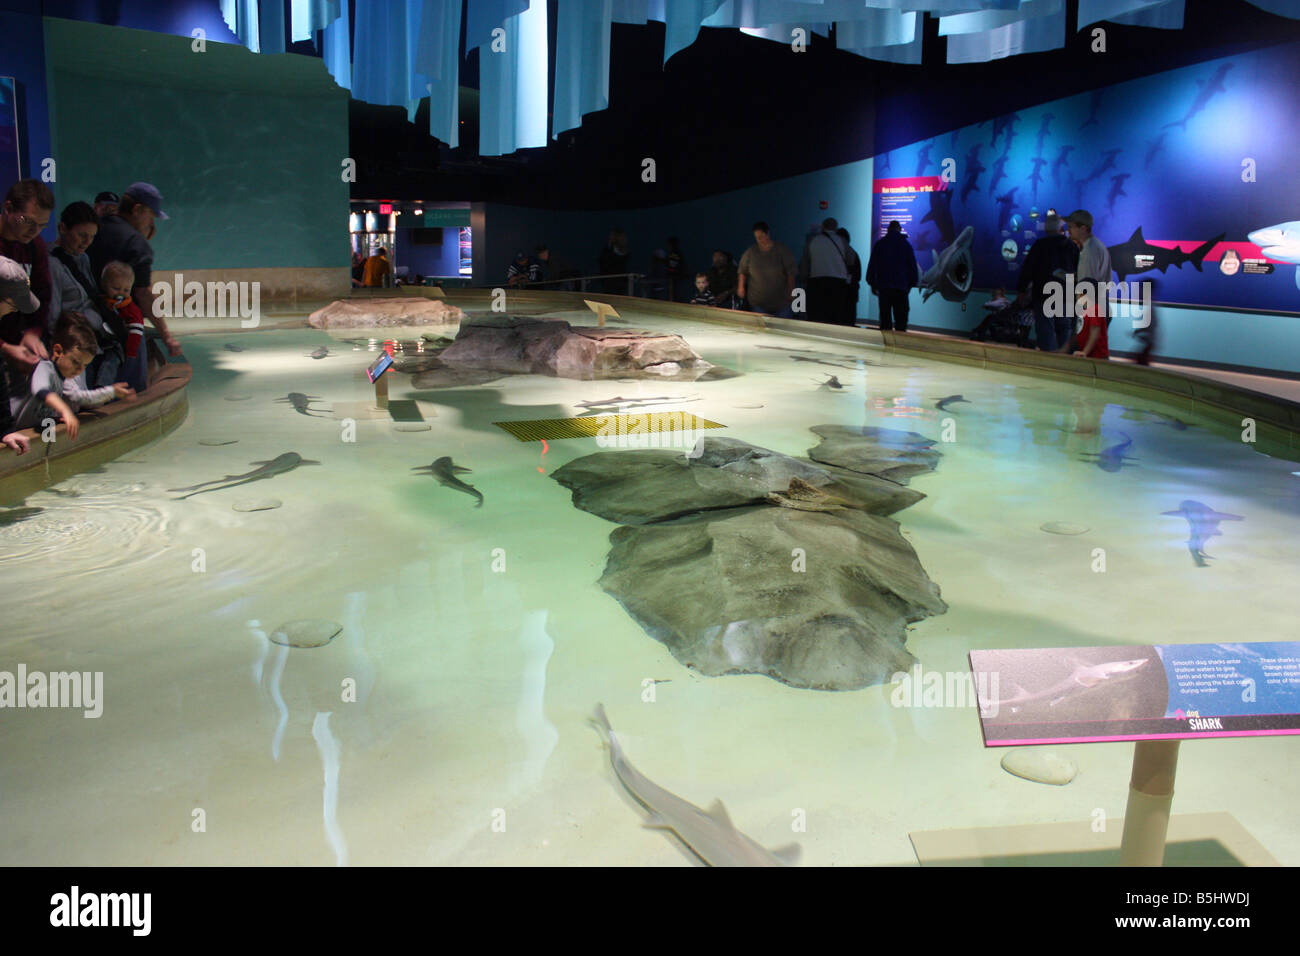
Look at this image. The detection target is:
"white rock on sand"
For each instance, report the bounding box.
[308,297,466,329]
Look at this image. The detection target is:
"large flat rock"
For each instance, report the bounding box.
[600,506,947,691]
[439,314,712,380]
[806,425,942,484]
[308,297,465,329]
[551,436,926,525]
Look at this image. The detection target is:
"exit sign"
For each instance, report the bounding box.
[379,202,392,214]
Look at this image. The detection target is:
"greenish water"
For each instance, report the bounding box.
[0,308,1296,866]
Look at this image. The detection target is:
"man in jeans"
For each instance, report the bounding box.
[1015,213,1078,351]
[865,221,919,331]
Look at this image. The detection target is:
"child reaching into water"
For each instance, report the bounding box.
[100,260,148,392]
[9,312,135,438]
[0,256,40,454]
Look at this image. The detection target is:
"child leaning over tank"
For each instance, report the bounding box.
[9,312,135,439]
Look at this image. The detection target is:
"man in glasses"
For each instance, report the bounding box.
[0,179,54,372]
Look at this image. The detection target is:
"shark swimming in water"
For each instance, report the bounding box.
[413,456,483,507]
[819,375,845,390]
[1247,221,1300,290]
[590,704,800,867]
[308,346,333,360]
[168,452,321,499]
[979,657,1149,717]
[935,394,970,413]
[1080,432,1136,472]
[274,392,331,417]
[1162,500,1244,567]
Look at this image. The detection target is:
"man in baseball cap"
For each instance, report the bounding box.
[94,191,119,218]
[123,182,167,220]
[0,255,40,315]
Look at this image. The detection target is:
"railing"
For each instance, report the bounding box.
[500,273,645,297]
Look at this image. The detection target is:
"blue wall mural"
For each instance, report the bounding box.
[873,41,1300,315]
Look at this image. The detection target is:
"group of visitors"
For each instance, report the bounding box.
[1,178,176,455]
[1015,209,1112,358]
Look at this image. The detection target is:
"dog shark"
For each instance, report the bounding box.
[223,343,246,352]
[1247,221,1300,289]
[274,392,331,417]
[168,452,321,499]
[820,375,845,390]
[979,657,1149,716]
[1108,227,1225,281]
[308,346,333,360]
[413,456,483,507]
[920,226,975,302]
[1081,432,1136,473]
[1162,500,1244,567]
[921,189,957,245]
[935,394,970,412]
[1164,62,1233,131]
[590,704,800,867]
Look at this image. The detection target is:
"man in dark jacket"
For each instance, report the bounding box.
[1015,213,1079,351]
[865,221,919,331]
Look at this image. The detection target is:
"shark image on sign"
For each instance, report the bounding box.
[978,657,1149,717]
[590,704,800,867]
[1162,499,1244,567]
[920,188,956,245]
[919,226,975,303]
[168,452,321,499]
[1164,62,1233,131]
[1107,227,1226,281]
[1247,221,1300,290]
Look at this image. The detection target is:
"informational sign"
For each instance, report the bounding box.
[969,642,1300,746]
[872,176,947,240]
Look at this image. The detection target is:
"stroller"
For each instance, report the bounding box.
[971,302,1034,347]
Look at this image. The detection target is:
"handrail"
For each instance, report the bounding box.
[500,273,646,296]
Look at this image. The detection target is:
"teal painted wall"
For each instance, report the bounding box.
[45,19,349,270]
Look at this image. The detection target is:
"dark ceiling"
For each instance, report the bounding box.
[348,0,1300,209]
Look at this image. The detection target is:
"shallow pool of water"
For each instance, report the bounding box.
[1,308,1297,866]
